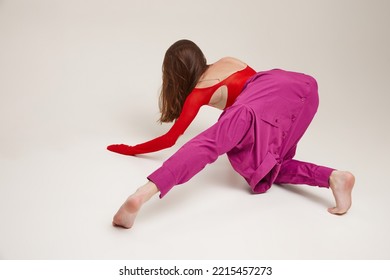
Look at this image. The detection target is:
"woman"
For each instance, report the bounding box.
[108,39,355,229]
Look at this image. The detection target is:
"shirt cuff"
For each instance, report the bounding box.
[147,166,177,199]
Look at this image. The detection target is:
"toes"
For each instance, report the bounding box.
[327,207,336,214]
[328,207,347,215]
[112,217,133,229]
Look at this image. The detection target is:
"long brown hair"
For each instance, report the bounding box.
[159,39,208,123]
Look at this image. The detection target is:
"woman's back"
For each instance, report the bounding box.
[197,57,248,87]
[196,57,249,109]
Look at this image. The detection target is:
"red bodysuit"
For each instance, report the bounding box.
[107,65,256,155]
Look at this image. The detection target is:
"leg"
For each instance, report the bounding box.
[148,105,254,198]
[113,181,159,228]
[274,159,334,187]
[114,106,253,229]
[273,82,355,214]
[275,159,355,215]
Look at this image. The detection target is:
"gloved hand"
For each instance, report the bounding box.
[107,144,137,156]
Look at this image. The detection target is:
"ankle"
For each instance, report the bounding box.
[329,170,338,188]
[135,181,158,203]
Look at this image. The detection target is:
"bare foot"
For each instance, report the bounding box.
[112,181,159,229]
[328,170,355,215]
[113,195,142,229]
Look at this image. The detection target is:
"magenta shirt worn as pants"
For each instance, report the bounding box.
[148,69,334,198]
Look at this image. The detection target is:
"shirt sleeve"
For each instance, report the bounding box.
[148,105,253,198]
[130,89,211,154]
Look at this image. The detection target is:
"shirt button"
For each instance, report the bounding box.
[301,97,306,102]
